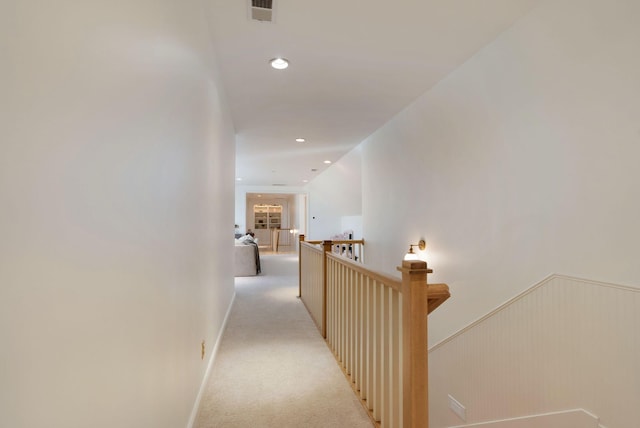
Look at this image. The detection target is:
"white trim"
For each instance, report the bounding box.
[186,291,237,428]
[430,273,640,352]
[447,408,599,428]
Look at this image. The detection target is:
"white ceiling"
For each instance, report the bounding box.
[208,0,539,187]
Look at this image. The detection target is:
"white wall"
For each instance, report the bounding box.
[0,1,236,427]
[296,193,308,237]
[361,0,640,346]
[306,145,362,240]
[341,216,363,240]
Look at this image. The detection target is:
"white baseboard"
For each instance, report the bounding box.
[186,291,236,428]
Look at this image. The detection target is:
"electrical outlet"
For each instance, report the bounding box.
[201,340,205,360]
[448,394,466,421]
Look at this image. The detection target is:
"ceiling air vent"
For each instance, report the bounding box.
[250,0,274,22]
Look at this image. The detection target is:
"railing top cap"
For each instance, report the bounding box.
[397,259,433,273]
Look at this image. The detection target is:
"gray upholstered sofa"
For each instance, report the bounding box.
[234,240,261,276]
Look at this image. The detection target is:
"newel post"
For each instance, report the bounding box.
[321,240,333,338]
[398,260,433,428]
[298,234,305,298]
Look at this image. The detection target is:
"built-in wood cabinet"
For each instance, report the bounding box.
[246,195,295,248]
[253,204,281,230]
[252,204,283,246]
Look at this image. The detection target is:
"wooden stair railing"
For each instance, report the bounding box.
[298,235,450,428]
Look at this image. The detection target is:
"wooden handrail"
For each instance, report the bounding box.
[329,239,365,245]
[326,252,402,292]
[300,241,323,251]
[324,253,447,315]
[426,283,450,314]
[299,236,450,427]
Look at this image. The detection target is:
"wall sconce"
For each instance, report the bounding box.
[404,239,426,261]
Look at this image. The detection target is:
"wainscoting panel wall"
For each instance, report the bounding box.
[428,275,640,428]
[449,408,599,428]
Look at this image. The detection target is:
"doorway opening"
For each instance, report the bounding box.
[245,192,306,253]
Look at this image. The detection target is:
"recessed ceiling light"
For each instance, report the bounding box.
[295,138,306,143]
[236,177,242,181]
[311,168,318,172]
[324,160,332,164]
[303,179,308,183]
[270,57,289,70]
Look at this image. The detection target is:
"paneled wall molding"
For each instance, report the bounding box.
[448,408,600,428]
[428,273,639,427]
[430,274,640,352]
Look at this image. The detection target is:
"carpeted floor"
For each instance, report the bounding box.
[194,253,373,428]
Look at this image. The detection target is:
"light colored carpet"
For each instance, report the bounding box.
[194,253,373,428]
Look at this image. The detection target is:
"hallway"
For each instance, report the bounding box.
[194,254,373,427]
